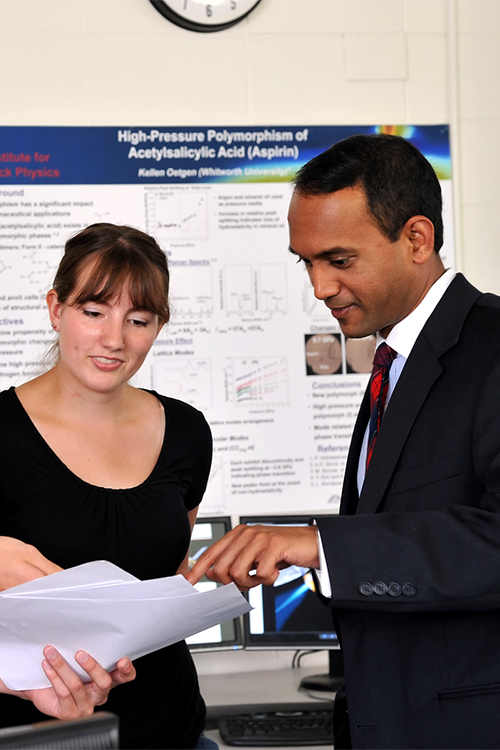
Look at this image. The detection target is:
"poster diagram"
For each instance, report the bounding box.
[228,356,289,406]
[169,263,214,317]
[259,264,287,313]
[223,265,254,314]
[153,357,212,410]
[145,187,209,241]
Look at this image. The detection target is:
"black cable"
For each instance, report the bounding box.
[296,649,317,668]
[292,649,320,668]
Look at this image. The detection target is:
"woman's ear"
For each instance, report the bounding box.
[46,289,62,332]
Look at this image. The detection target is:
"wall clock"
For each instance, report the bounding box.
[149,0,262,33]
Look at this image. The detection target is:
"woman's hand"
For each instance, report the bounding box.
[6,646,136,720]
[0,541,136,717]
[0,537,62,591]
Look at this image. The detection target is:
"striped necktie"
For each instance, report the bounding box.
[366,343,397,468]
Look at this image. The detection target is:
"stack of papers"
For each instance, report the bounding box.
[0,561,251,691]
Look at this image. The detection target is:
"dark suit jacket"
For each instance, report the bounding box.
[316,274,500,749]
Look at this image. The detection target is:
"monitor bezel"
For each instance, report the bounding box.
[187,515,244,653]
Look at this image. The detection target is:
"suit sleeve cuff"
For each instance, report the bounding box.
[312,521,332,599]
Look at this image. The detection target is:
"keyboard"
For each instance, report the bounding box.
[218,706,333,746]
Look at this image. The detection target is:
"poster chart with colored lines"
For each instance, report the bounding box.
[0,125,454,517]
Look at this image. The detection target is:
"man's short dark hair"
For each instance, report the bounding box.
[292,133,443,253]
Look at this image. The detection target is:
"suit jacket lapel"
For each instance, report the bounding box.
[350,274,482,515]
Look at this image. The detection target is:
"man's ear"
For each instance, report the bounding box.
[403,215,435,265]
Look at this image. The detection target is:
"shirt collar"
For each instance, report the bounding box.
[376,268,456,358]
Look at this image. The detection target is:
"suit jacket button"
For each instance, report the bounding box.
[388,582,402,597]
[359,582,374,596]
[373,581,388,595]
[402,582,417,596]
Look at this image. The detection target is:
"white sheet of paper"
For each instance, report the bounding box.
[2,561,139,596]
[0,561,251,690]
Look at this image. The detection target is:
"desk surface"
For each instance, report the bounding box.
[198,665,335,750]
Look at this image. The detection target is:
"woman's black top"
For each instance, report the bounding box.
[0,387,213,749]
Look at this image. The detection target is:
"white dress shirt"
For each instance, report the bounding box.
[316,268,456,597]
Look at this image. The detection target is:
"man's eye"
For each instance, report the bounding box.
[296,256,311,266]
[331,257,351,268]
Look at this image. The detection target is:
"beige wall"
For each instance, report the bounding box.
[1,0,499,292]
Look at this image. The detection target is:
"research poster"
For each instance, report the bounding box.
[0,125,453,517]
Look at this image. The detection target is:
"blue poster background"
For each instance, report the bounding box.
[0,124,450,186]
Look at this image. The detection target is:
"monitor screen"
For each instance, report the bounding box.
[240,515,339,650]
[186,515,243,652]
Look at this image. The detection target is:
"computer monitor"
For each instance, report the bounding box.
[240,514,343,691]
[186,515,243,652]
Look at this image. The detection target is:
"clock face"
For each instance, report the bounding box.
[149,0,262,32]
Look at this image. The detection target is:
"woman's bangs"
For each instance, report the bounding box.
[72,256,168,320]
[126,266,168,319]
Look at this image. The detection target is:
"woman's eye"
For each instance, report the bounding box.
[83,309,101,318]
[130,318,148,327]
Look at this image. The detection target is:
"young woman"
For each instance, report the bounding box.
[0,224,213,749]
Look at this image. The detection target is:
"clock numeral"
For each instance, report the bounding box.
[230,0,237,9]
[206,3,212,16]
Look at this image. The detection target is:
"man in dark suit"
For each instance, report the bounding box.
[189,134,500,749]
